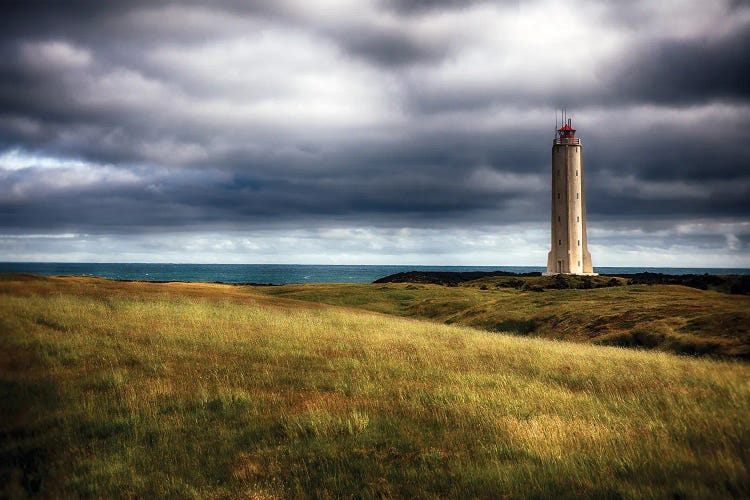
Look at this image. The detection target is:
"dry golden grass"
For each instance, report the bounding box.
[1,275,749,498]
[258,280,750,358]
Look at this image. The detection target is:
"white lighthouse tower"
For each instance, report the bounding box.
[545,113,595,275]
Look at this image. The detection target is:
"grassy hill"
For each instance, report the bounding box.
[1,274,749,497]
[257,278,750,359]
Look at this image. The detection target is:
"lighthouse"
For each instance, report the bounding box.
[545,113,595,275]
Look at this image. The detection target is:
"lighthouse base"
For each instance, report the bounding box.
[542,272,599,276]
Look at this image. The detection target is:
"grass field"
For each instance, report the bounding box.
[256,279,750,359]
[1,275,749,498]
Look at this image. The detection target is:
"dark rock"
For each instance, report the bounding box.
[372,270,540,285]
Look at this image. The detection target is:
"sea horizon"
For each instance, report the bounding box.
[2,261,749,285]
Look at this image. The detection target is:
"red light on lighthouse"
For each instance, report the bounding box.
[557,122,576,139]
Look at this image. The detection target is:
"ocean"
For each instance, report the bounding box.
[1,262,749,285]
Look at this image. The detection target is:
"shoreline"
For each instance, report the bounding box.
[3,270,750,294]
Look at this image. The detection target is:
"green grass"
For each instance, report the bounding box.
[257,280,750,359]
[1,275,749,498]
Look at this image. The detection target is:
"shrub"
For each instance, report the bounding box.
[494,318,536,335]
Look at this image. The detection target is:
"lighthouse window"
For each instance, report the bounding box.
[578,260,581,267]
[557,216,560,222]
[578,240,580,246]
[577,216,580,222]
[576,170,578,176]
[557,193,560,199]
[558,240,562,246]
[576,193,579,199]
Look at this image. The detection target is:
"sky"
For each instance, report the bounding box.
[1,0,749,267]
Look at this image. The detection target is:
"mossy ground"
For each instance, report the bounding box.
[1,275,749,498]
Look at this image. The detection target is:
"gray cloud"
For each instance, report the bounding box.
[612,24,750,105]
[0,0,748,265]
[383,0,493,14]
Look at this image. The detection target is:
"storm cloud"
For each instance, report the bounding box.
[0,0,748,265]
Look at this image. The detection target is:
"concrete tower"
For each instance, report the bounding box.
[545,114,595,275]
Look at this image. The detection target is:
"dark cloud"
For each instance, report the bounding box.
[332,24,449,66]
[383,0,494,14]
[0,162,520,233]
[0,0,748,264]
[613,24,750,105]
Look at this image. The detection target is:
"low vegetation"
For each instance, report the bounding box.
[260,278,750,359]
[1,275,749,497]
[374,270,750,295]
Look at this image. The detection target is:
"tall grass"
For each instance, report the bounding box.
[1,280,749,498]
[259,282,750,358]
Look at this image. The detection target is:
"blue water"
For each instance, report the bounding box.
[1,262,749,285]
